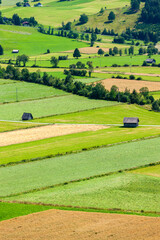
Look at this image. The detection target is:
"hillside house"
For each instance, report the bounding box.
[22,21,30,26]
[23,2,30,7]
[123,117,139,128]
[22,113,33,120]
[34,2,43,7]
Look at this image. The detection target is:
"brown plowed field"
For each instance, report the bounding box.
[0,209,160,240]
[0,124,107,146]
[101,78,160,92]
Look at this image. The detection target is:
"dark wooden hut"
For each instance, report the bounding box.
[22,112,33,120]
[123,117,139,128]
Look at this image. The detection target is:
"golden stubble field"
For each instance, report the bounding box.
[101,78,160,92]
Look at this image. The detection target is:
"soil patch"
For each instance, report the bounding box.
[65,47,109,54]
[101,78,160,92]
[0,124,107,146]
[0,209,159,240]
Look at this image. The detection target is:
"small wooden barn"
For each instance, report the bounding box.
[145,59,156,64]
[22,113,33,121]
[123,117,139,128]
[12,50,19,53]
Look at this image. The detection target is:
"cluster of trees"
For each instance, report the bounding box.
[0,65,155,107]
[152,99,160,111]
[0,12,38,26]
[16,54,29,66]
[121,28,159,44]
[108,11,115,21]
[131,0,140,12]
[141,0,160,24]
[79,14,88,24]
[64,69,87,77]
[0,45,3,55]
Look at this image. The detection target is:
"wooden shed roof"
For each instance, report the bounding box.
[123,117,139,124]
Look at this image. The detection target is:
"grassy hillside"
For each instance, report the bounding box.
[2,0,131,27]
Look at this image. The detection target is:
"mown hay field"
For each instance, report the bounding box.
[1,137,160,197]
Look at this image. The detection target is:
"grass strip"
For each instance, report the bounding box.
[0,126,160,166]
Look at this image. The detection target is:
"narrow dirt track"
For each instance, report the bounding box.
[101,78,160,92]
[0,124,107,146]
[0,209,159,240]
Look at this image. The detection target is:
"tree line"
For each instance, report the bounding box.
[0,65,156,108]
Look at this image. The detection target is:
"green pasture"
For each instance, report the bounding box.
[1,126,160,165]
[0,25,87,57]
[0,81,68,103]
[1,136,160,197]
[131,164,160,177]
[0,121,40,132]
[2,0,130,27]
[35,104,160,125]
[93,72,160,82]
[8,172,159,213]
[150,91,160,100]
[0,202,54,221]
[0,79,18,85]
[100,66,160,75]
[0,95,117,121]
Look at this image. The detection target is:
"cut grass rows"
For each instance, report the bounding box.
[1,126,160,166]
[0,136,160,197]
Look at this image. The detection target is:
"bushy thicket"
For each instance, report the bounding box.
[0,65,154,106]
[141,0,160,24]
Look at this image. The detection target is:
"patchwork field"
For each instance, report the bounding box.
[101,78,160,92]
[1,126,160,166]
[0,123,107,146]
[1,137,160,197]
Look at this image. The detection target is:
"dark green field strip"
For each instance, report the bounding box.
[0,136,160,197]
[0,95,118,121]
[1,126,160,165]
[0,202,54,222]
[4,173,160,213]
[34,104,160,125]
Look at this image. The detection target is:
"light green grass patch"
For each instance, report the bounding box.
[5,173,160,213]
[0,136,160,197]
[0,95,117,121]
[0,81,68,103]
[0,121,40,132]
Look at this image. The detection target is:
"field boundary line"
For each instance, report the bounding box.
[0,200,159,217]
[1,161,160,199]
[1,134,160,168]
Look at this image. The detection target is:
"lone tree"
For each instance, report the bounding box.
[87,61,93,77]
[108,11,115,21]
[16,54,29,67]
[50,56,59,68]
[0,45,3,55]
[98,48,104,56]
[79,14,88,24]
[73,48,81,59]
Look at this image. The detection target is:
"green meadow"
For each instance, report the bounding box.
[1,126,160,165]
[131,164,160,177]
[0,95,117,121]
[0,121,40,132]
[0,25,87,57]
[0,81,69,103]
[6,173,159,213]
[0,136,160,197]
[2,0,130,27]
[35,104,160,125]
